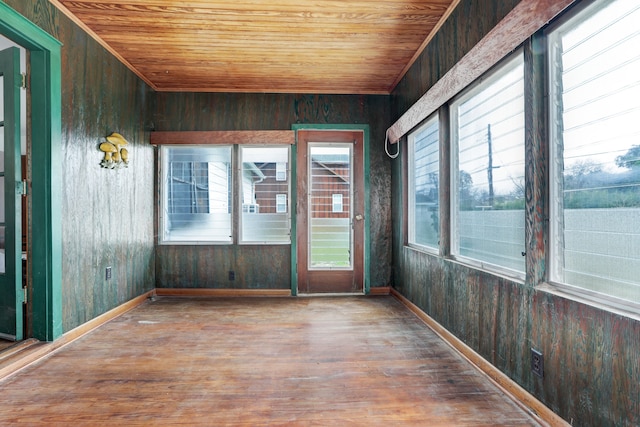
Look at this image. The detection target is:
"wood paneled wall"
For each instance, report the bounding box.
[153,93,391,289]
[396,248,640,426]
[4,0,156,332]
[392,0,520,120]
[391,1,640,426]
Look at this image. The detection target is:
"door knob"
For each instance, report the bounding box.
[355,214,364,221]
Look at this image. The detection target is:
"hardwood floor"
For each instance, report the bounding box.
[0,339,15,352]
[0,296,545,426]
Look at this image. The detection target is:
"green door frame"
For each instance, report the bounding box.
[291,124,370,296]
[0,3,63,341]
[0,46,23,340]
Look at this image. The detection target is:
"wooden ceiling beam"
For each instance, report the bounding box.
[387,0,577,143]
[150,130,295,145]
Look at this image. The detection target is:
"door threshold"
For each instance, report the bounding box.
[0,338,39,359]
[298,292,365,297]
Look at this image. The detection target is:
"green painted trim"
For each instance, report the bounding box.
[0,46,23,340]
[362,126,371,295]
[0,4,62,50]
[0,3,63,341]
[289,143,297,296]
[290,124,371,295]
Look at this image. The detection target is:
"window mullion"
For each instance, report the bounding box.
[523,33,551,288]
[549,32,567,285]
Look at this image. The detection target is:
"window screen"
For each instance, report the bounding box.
[240,146,291,244]
[549,0,640,307]
[160,145,232,243]
[451,53,525,275]
[408,115,440,251]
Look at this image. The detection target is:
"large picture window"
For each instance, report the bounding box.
[240,146,291,244]
[549,0,640,308]
[408,115,439,251]
[451,53,525,275]
[160,146,232,244]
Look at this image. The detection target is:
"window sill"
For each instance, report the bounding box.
[406,243,439,257]
[158,241,233,246]
[447,255,526,284]
[403,246,527,285]
[536,282,640,322]
[239,242,291,246]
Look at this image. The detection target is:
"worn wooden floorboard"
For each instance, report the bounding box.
[0,296,542,426]
[0,340,15,352]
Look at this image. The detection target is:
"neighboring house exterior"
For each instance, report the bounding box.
[308,155,350,219]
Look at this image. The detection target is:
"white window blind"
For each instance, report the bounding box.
[160,146,232,244]
[408,115,439,251]
[240,146,290,244]
[549,0,640,308]
[451,53,525,275]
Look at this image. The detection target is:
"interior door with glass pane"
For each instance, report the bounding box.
[0,47,23,340]
[297,130,364,293]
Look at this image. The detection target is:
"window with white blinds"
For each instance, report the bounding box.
[549,0,640,308]
[160,146,232,243]
[240,146,290,244]
[451,52,525,276]
[408,114,440,251]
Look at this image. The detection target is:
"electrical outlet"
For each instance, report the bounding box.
[105,266,112,280]
[228,270,235,281]
[531,348,544,378]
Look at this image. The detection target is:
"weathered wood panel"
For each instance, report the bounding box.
[398,248,640,426]
[388,0,574,143]
[531,291,640,426]
[4,0,156,332]
[150,130,294,145]
[524,35,548,288]
[153,93,392,289]
[156,245,290,290]
[6,0,59,40]
[391,1,640,426]
[392,0,521,121]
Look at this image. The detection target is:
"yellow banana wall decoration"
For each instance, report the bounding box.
[99,132,130,168]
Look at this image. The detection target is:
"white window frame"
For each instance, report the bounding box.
[239,145,291,245]
[276,194,287,214]
[408,113,440,253]
[159,145,233,245]
[276,162,287,181]
[547,0,640,313]
[332,193,343,213]
[450,51,526,280]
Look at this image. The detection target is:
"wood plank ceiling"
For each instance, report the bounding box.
[49,0,459,94]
